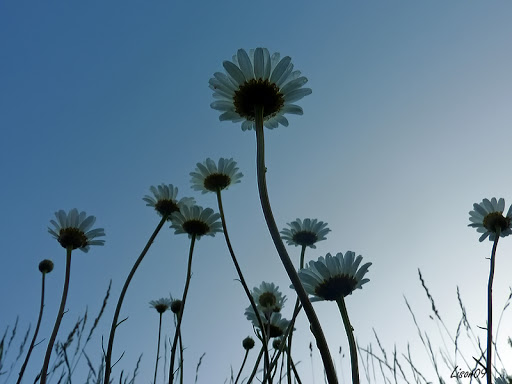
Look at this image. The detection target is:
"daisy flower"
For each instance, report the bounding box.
[210,47,312,131]
[281,218,330,249]
[468,198,512,242]
[143,184,195,219]
[149,298,172,314]
[190,157,243,193]
[48,209,105,252]
[38,259,54,274]
[170,205,222,239]
[251,281,287,314]
[245,306,291,338]
[298,252,371,301]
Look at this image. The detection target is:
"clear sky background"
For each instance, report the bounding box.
[1,1,512,383]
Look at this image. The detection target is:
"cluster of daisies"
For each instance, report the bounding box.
[41,46,512,384]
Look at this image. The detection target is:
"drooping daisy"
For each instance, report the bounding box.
[170,205,222,239]
[143,184,195,220]
[281,218,330,249]
[245,306,291,338]
[210,48,312,131]
[149,298,172,314]
[468,198,512,242]
[251,281,287,315]
[298,252,371,301]
[190,158,243,194]
[48,209,105,252]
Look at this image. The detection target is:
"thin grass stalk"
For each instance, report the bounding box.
[253,105,337,384]
[104,215,168,384]
[41,248,72,384]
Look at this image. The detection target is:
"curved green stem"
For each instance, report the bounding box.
[104,215,168,384]
[153,313,163,384]
[234,349,250,384]
[170,234,196,384]
[18,270,47,384]
[40,248,72,384]
[336,296,359,384]
[487,234,500,384]
[254,106,337,384]
[216,188,271,376]
[247,345,264,384]
[287,245,307,384]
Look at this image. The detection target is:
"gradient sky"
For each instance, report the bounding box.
[1,1,512,383]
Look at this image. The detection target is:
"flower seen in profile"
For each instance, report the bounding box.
[149,298,173,314]
[281,218,330,249]
[143,184,195,220]
[468,198,512,242]
[210,47,312,131]
[170,205,222,239]
[298,251,371,301]
[48,209,105,252]
[190,158,243,194]
[245,306,291,338]
[251,281,287,315]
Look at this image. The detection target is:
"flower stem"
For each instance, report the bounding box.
[234,349,250,384]
[254,106,338,384]
[18,270,48,384]
[170,234,196,384]
[487,235,500,384]
[40,248,72,384]
[215,188,271,375]
[336,296,359,384]
[247,345,265,384]
[153,312,163,384]
[104,215,168,384]
[287,245,307,384]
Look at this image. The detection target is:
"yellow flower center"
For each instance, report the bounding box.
[155,199,180,218]
[233,79,284,120]
[315,275,358,301]
[483,212,510,233]
[204,173,231,192]
[182,220,210,236]
[292,231,318,247]
[258,292,277,310]
[58,228,88,250]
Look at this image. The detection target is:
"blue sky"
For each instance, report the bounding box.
[1,1,512,383]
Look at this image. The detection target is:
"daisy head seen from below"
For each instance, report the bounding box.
[48,209,105,252]
[298,251,371,301]
[210,47,312,131]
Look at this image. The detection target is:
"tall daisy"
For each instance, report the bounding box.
[211,48,336,383]
[468,197,512,384]
[210,48,311,131]
[299,251,371,384]
[41,210,105,384]
[169,204,221,383]
[104,184,190,384]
